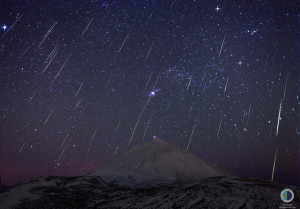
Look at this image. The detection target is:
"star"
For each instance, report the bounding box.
[215,6,221,12]
[1,25,7,30]
[149,91,156,97]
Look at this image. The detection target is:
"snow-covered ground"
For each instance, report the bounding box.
[87,138,230,188]
[1,175,299,209]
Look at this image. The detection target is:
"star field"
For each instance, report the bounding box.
[0,0,299,186]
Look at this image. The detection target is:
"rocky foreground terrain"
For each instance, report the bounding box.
[1,175,299,209]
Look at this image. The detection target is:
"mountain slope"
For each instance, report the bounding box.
[87,138,230,187]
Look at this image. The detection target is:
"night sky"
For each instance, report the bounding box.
[1,0,299,187]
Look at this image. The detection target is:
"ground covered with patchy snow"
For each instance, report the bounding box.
[1,176,299,209]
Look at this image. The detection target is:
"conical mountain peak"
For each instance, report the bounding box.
[88,138,229,187]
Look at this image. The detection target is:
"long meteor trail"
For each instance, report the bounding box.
[187,73,194,91]
[81,18,94,37]
[128,74,160,146]
[89,127,99,145]
[224,78,229,92]
[44,44,59,64]
[276,99,282,136]
[50,53,72,86]
[18,47,30,59]
[37,22,57,49]
[76,80,84,97]
[203,80,207,92]
[217,114,223,137]
[114,118,122,133]
[44,108,55,125]
[186,118,198,151]
[41,48,59,74]
[142,111,154,141]
[144,72,153,91]
[128,97,151,146]
[218,35,226,57]
[117,29,131,54]
[271,148,277,181]
[113,145,119,156]
[144,41,155,62]
[166,97,172,112]
[282,75,288,104]
[18,142,26,154]
[188,103,194,117]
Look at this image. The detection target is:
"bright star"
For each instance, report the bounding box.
[2,25,7,30]
[149,91,156,97]
[215,6,221,12]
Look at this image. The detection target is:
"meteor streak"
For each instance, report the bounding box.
[218,35,226,57]
[44,108,55,125]
[217,114,223,137]
[18,142,26,154]
[144,72,153,91]
[28,92,36,104]
[224,78,229,92]
[65,137,73,148]
[152,73,160,90]
[75,97,83,109]
[276,99,282,136]
[166,97,172,112]
[187,73,193,91]
[271,148,277,181]
[81,18,94,37]
[114,118,122,133]
[40,162,48,175]
[60,134,69,149]
[105,77,111,89]
[76,81,84,97]
[188,103,194,117]
[117,29,131,54]
[57,149,65,163]
[282,75,288,104]
[128,97,151,146]
[186,118,198,151]
[202,80,207,92]
[50,53,72,86]
[37,22,57,49]
[113,145,119,156]
[144,41,155,62]
[89,127,99,145]
[128,74,159,146]
[248,105,251,119]
[44,44,59,64]
[18,47,30,59]
[142,112,154,141]
[146,11,153,25]
[41,48,59,74]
